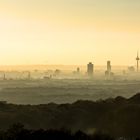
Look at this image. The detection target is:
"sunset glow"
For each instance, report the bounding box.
[0,0,140,65]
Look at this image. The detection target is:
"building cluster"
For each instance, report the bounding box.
[87,61,114,78]
[86,52,140,78]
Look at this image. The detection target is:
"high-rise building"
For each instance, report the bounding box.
[87,62,94,77]
[107,61,111,75]
[105,61,113,77]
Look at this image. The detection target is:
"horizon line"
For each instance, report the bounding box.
[0,64,134,67]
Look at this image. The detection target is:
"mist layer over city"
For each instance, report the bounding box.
[0,63,139,105]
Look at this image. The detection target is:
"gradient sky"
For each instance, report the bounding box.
[0,0,140,65]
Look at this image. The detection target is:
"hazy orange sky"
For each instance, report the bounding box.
[0,0,140,66]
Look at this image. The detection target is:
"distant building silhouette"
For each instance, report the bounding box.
[128,66,135,73]
[136,51,140,72]
[107,61,111,74]
[77,67,80,74]
[54,69,61,76]
[87,62,94,77]
[105,61,114,77]
[73,67,80,75]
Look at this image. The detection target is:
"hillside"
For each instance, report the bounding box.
[0,93,140,137]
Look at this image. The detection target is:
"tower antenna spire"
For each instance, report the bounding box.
[136,50,140,72]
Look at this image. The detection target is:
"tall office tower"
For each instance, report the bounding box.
[105,61,112,77]
[136,51,140,72]
[107,61,111,75]
[87,62,94,77]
